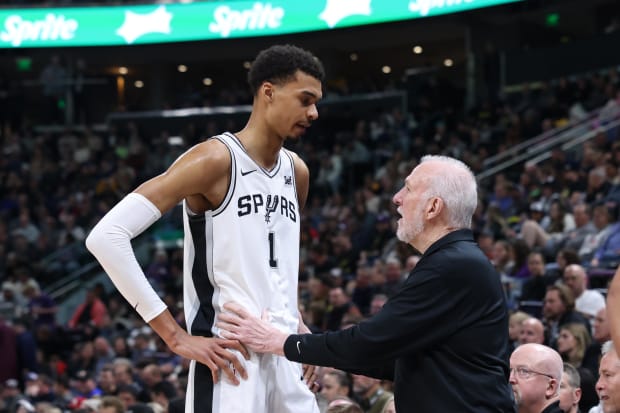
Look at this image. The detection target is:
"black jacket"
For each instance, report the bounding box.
[285,229,515,412]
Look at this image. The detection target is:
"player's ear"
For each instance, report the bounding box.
[261,82,274,102]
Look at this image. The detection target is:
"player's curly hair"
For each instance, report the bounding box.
[248,44,325,95]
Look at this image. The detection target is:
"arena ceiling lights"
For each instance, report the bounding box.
[0,0,522,48]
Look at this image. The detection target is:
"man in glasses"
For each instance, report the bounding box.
[510,343,564,413]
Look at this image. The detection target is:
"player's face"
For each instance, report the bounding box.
[268,70,322,140]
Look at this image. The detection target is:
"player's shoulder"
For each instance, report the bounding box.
[175,135,231,174]
[283,148,308,171]
[188,135,230,159]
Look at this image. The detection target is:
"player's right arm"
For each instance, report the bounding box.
[86,138,249,384]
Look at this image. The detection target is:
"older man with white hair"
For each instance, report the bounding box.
[595,341,620,413]
[510,343,564,413]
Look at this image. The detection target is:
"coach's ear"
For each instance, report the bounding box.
[425,196,444,220]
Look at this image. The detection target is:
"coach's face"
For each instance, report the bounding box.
[393,165,431,245]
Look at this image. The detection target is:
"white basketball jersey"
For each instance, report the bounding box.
[182,132,300,337]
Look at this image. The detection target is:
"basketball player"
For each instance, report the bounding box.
[86,44,324,412]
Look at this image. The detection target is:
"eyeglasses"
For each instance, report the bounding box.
[510,366,554,380]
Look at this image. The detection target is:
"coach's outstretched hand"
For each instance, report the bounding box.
[217,302,288,356]
[149,309,250,385]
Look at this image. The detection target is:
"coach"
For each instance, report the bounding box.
[219,155,516,412]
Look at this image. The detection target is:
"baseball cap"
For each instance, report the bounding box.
[73,370,92,381]
[25,372,38,382]
[4,378,18,389]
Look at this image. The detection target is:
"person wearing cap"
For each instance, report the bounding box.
[520,202,551,250]
[1,379,22,413]
[72,370,102,399]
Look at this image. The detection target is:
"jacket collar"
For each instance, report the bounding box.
[422,228,474,257]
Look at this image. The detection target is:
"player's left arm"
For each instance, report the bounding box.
[290,151,318,390]
[290,151,310,212]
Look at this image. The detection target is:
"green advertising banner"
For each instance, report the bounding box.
[0,0,522,48]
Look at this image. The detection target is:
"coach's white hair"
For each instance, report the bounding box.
[418,155,478,228]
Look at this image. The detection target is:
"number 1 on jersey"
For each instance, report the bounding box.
[268,232,278,268]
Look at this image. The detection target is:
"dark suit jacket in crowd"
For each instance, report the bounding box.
[284,229,516,412]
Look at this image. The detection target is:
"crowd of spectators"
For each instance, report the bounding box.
[0,61,619,413]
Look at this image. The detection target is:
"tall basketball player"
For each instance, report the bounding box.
[86,45,324,413]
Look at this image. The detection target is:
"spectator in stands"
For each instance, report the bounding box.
[520,202,551,250]
[369,293,388,316]
[23,283,57,329]
[509,311,531,351]
[492,239,514,276]
[380,257,404,298]
[590,214,620,269]
[559,363,582,413]
[138,364,162,394]
[150,381,177,413]
[98,396,124,413]
[542,284,591,348]
[509,343,563,413]
[509,239,533,279]
[583,307,611,377]
[552,203,597,255]
[519,317,546,346]
[1,378,22,413]
[562,264,606,320]
[546,248,581,280]
[11,211,40,244]
[112,358,135,388]
[579,202,615,263]
[320,369,352,407]
[521,252,557,302]
[324,287,362,331]
[325,397,363,413]
[97,366,117,396]
[348,265,376,316]
[595,341,620,413]
[72,370,103,399]
[93,336,115,375]
[116,384,140,410]
[557,323,592,369]
[68,341,97,377]
[542,199,576,240]
[68,288,109,330]
[350,374,393,413]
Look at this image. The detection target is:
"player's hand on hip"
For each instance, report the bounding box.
[173,334,250,385]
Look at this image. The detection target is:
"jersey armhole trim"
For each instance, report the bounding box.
[210,135,236,218]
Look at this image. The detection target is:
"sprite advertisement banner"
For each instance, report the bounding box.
[0,0,522,48]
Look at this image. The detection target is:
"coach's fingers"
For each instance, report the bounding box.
[223,302,252,319]
[302,363,317,385]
